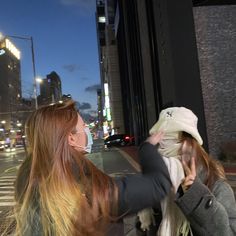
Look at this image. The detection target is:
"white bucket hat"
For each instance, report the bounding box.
[149,107,203,145]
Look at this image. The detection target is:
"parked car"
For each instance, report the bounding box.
[104,134,134,147]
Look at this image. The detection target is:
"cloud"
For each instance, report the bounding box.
[79,110,98,122]
[60,0,95,10]
[77,102,91,110]
[63,64,81,73]
[88,110,98,117]
[85,84,101,93]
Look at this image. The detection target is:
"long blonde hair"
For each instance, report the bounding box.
[180,132,226,189]
[14,101,117,236]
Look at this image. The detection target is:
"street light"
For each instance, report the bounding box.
[0,33,38,109]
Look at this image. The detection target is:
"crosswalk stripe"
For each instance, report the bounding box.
[0,202,16,207]
[0,191,14,194]
[0,196,14,200]
[0,174,16,218]
[0,179,13,182]
[0,176,17,179]
[0,187,14,189]
[0,183,14,186]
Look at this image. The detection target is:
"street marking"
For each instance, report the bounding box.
[4,166,20,173]
[115,148,141,172]
[0,179,13,182]
[0,196,14,200]
[0,191,14,194]
[0,176,17,179]
[0,187,14,189]
[0,183,14,186]
[0,202,16,206]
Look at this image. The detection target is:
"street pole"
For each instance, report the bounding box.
[5,35,38,109]
[30,37,38,109]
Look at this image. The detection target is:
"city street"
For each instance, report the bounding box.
[0,140,235,235]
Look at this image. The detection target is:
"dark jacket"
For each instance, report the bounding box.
[136,177,236,236]
[14,142,172,235]
[175,178,236,236]
[116,142,172,215]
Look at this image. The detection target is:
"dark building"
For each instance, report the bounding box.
[0,37,22,130]
[38,71,62,106]
[96,0,236,157]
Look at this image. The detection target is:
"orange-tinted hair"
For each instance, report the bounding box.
[180,132,226,190]
[14,101,117,236]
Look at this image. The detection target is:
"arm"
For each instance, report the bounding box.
[116,137,171,215]
[175,178,236,236]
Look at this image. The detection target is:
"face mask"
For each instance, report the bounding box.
[84,127,93,153]
[73,127,93,153]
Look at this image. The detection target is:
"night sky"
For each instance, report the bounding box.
[0,0,100,117]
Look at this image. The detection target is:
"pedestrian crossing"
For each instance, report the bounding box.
[0,175,16,215]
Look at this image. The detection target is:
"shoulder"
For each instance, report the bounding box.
[212,179,236,203]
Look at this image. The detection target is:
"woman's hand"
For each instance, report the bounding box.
[181,156,196,192]
[145,132,164,146]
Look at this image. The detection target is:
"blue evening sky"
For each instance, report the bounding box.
[0,0,100,115]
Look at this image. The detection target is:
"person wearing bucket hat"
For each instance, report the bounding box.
[136,107,236,236]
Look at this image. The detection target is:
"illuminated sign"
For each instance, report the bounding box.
[98,16,106,23]
[5,39,20,60]
[0,49,5,56]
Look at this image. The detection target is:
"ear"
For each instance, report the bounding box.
[68,133,77,147]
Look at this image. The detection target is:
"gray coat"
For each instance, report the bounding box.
[175,178,236,236]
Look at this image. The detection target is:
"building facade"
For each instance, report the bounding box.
[0,37,22,130]
[96,0,236,157]
[96,0,125,136]
[38,71,62,106]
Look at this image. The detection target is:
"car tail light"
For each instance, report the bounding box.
[124,136,130,140]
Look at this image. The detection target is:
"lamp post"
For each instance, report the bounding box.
[1,34,38,109]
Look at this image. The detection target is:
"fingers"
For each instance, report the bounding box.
[181,174,196,192]
[181,156,196,192]
[181,156,196,178]
[190,156,196,177]
[181,158,191,176]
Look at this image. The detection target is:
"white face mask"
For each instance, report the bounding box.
[73,127,93,153]
[84,127,93,153]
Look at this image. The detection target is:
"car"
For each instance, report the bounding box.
[104,134,134,147]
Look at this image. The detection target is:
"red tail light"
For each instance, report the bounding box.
[124,136,130,140]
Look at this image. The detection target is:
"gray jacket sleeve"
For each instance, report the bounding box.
[116,142,171,215]
[175,178,236,236]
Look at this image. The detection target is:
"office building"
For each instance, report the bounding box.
[96,0,125,136]
[38,71,62,105]
[0,37,21,130]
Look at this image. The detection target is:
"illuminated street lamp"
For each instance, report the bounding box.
[0,33,38,109]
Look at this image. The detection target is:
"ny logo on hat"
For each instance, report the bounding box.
[166,111,173,117]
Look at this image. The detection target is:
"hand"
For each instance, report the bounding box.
[181,156,196,192]
[145,131,164,146]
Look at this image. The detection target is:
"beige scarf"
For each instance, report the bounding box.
[137,133,192,236]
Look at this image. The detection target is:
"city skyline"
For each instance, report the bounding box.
[0,0,100,117]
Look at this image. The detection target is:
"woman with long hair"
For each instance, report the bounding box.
[9,100,171,236]
[137,107,236,236]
